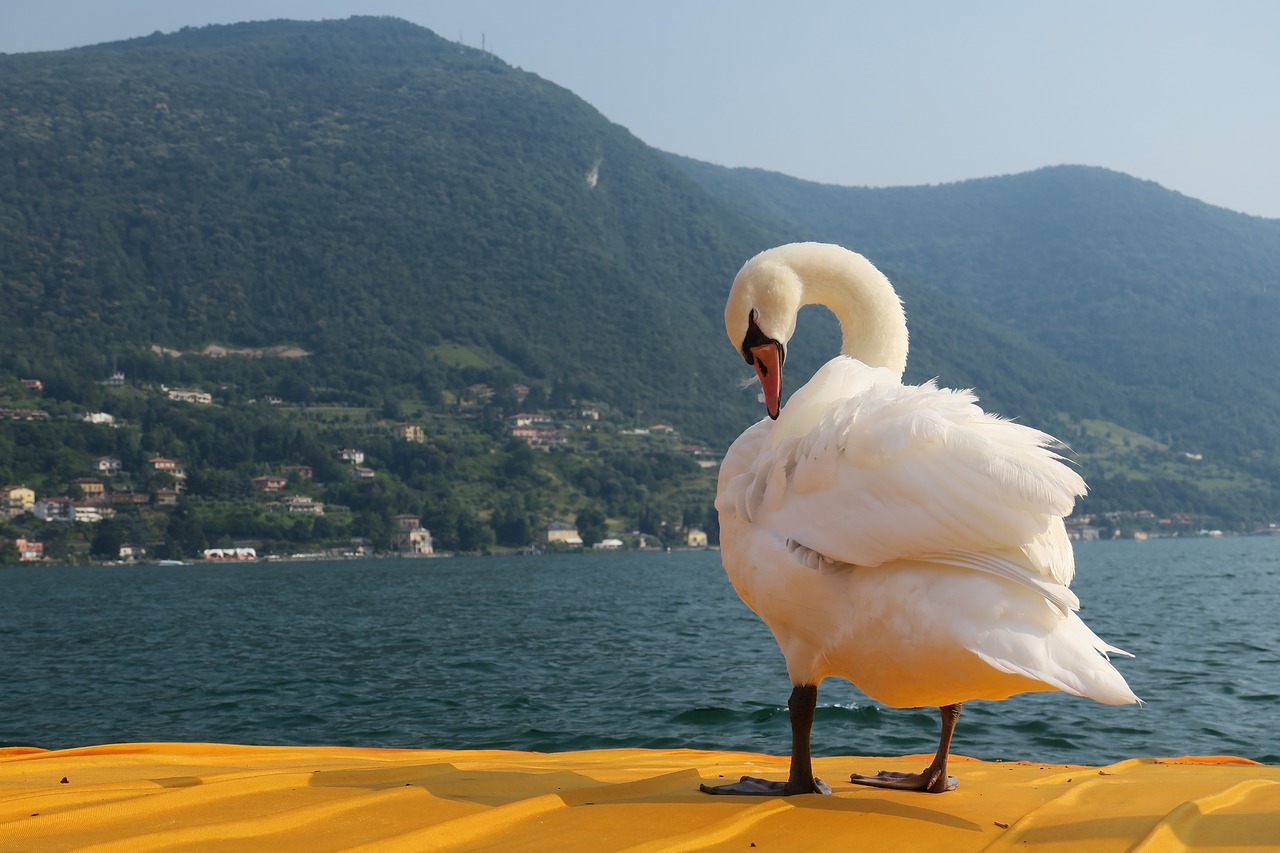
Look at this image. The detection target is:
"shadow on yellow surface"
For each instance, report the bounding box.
[1,744,1276,851]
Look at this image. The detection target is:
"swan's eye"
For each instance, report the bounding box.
[742,312,782,366]
[742,311,767,363]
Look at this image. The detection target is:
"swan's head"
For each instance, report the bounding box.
[725,243,909,420]
[725,254,805,420]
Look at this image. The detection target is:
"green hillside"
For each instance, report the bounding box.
[1,17,1277,562]
[0,16,772,444]
[669,156,1280,521]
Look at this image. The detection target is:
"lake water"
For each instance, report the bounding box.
[3,536,1278,766]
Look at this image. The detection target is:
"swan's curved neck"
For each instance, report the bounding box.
[789,245,909,378]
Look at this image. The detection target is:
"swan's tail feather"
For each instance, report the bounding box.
[975,612,1141,706]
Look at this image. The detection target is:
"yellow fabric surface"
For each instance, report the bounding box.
[1,744,1277,852]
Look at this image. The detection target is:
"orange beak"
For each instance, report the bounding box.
[749,342,783,419]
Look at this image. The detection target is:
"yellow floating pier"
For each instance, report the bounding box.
[1,744,1277,851]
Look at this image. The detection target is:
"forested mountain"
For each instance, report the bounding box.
[668,158,1280,518]
[1,16,1277,558]
[669,158,1280,442]
[0,16,772,443]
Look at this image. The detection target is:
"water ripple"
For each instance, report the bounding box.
[2,538,1278,765]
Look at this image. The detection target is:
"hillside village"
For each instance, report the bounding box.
[0,371,720,566]
[5,365,1266,568]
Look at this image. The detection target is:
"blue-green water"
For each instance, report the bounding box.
[3,536,1278,765]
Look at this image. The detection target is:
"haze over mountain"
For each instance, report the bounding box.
[2,16,1277,523]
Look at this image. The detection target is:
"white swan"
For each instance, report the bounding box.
[701,242,1138,796]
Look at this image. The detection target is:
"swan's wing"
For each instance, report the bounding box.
[717,359,1086,599]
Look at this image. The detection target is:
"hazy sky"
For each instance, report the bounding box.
[3,1,1277,218]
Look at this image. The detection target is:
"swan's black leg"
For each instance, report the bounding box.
[849,702,962,793]
[700,684,832,796]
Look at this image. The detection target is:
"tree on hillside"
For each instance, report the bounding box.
[575,506,607,547]
[90,520,126,561]
[492,497,534,547]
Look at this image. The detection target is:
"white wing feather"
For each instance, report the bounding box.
[717,357,1086,610]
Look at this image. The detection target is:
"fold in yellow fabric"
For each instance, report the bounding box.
[1,744,1276,852]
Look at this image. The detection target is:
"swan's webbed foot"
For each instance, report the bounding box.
[849,767,958,793]
[699,684,832,797]
[847,703,964,794]
[700,775,832,796]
